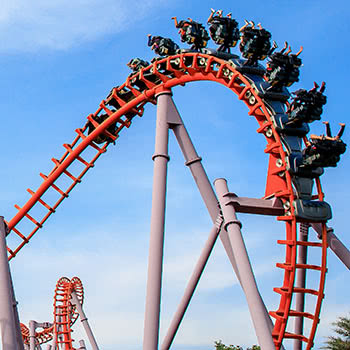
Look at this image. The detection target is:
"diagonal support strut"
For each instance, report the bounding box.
[215,178,275,350]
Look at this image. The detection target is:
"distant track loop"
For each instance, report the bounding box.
[21,276,84,349]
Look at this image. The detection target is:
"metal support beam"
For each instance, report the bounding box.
[29,321,52,350]
[71,292,99,350]
[29,320,36,350]
[169,101,241,282]
[9,272,24,350]
[143,91,171,350]
[0,217,22,350]
[52,315,61,350]
[169,97,274,334]
[215,178,275,350]
[223,195,284,216]
[161,217,223,350]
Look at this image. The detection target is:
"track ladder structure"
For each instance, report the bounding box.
[273,222,327,348]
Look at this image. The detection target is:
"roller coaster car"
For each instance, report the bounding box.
[293,198,332,222]
[295,122,346,171]
[202,47,239,60]
[239,26,272,65]
[148,35,180,56]
[87,113,118,144]
[287,152,324,178]
[208,16,240,52]
[87,87,138,144]
[105,87,137,119]
[167,48,238,70]
[173,18,210,51]
[106,87,134,107]
[126,58,159,91]
[265,49,302,91]
[127,58,150,75]
[148,57,179,81]
[286,82,327,126]
[302,136,346,168]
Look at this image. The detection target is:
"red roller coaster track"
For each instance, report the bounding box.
[21,277,84,349]
[6,52,329,349]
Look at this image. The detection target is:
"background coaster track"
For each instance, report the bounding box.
[20,277,84,349]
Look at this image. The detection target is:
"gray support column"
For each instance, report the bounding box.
[70,292,99,350]
[52,315,60,350]
[0,217,20,350]
[51,333,56,350]
[215,179,275,350]
[143,92,171,350]
[10,274,25,350]
[293,223,309,350]
[78,340,87,350]
[169,97,275,335]
[29,322,52,350]
[161,217,223,350]
[29,321,36,350]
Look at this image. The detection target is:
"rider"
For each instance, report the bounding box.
[172,16,209,51]
[127,58,150,74]
[287,82,327,126]
[302,121,346,168]
[239,20,272,65]
[265,42,303,90]
[207,9,240,53]
[147,34,179,56]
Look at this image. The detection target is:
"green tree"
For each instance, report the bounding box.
[323,314,350,350]
[214,340,260,350]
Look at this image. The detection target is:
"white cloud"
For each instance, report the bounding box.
[0,0,166,52]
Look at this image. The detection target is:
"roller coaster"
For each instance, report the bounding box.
[0,10,349,350]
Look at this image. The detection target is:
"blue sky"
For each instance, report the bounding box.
[0,0,349,349]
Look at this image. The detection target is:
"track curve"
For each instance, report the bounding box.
[7,52,328,349]
[21,276,84,349]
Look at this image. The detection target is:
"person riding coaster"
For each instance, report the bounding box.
[127,58,150,75]
[87,85,138,144]
[239,20,273,66]
[171,16,209,51]
[126,58,156,90]
[286,82,327,126]
[265,41,303,90]
[147,34,179,56]
[302,121,346,168]
[207,8,240,53]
